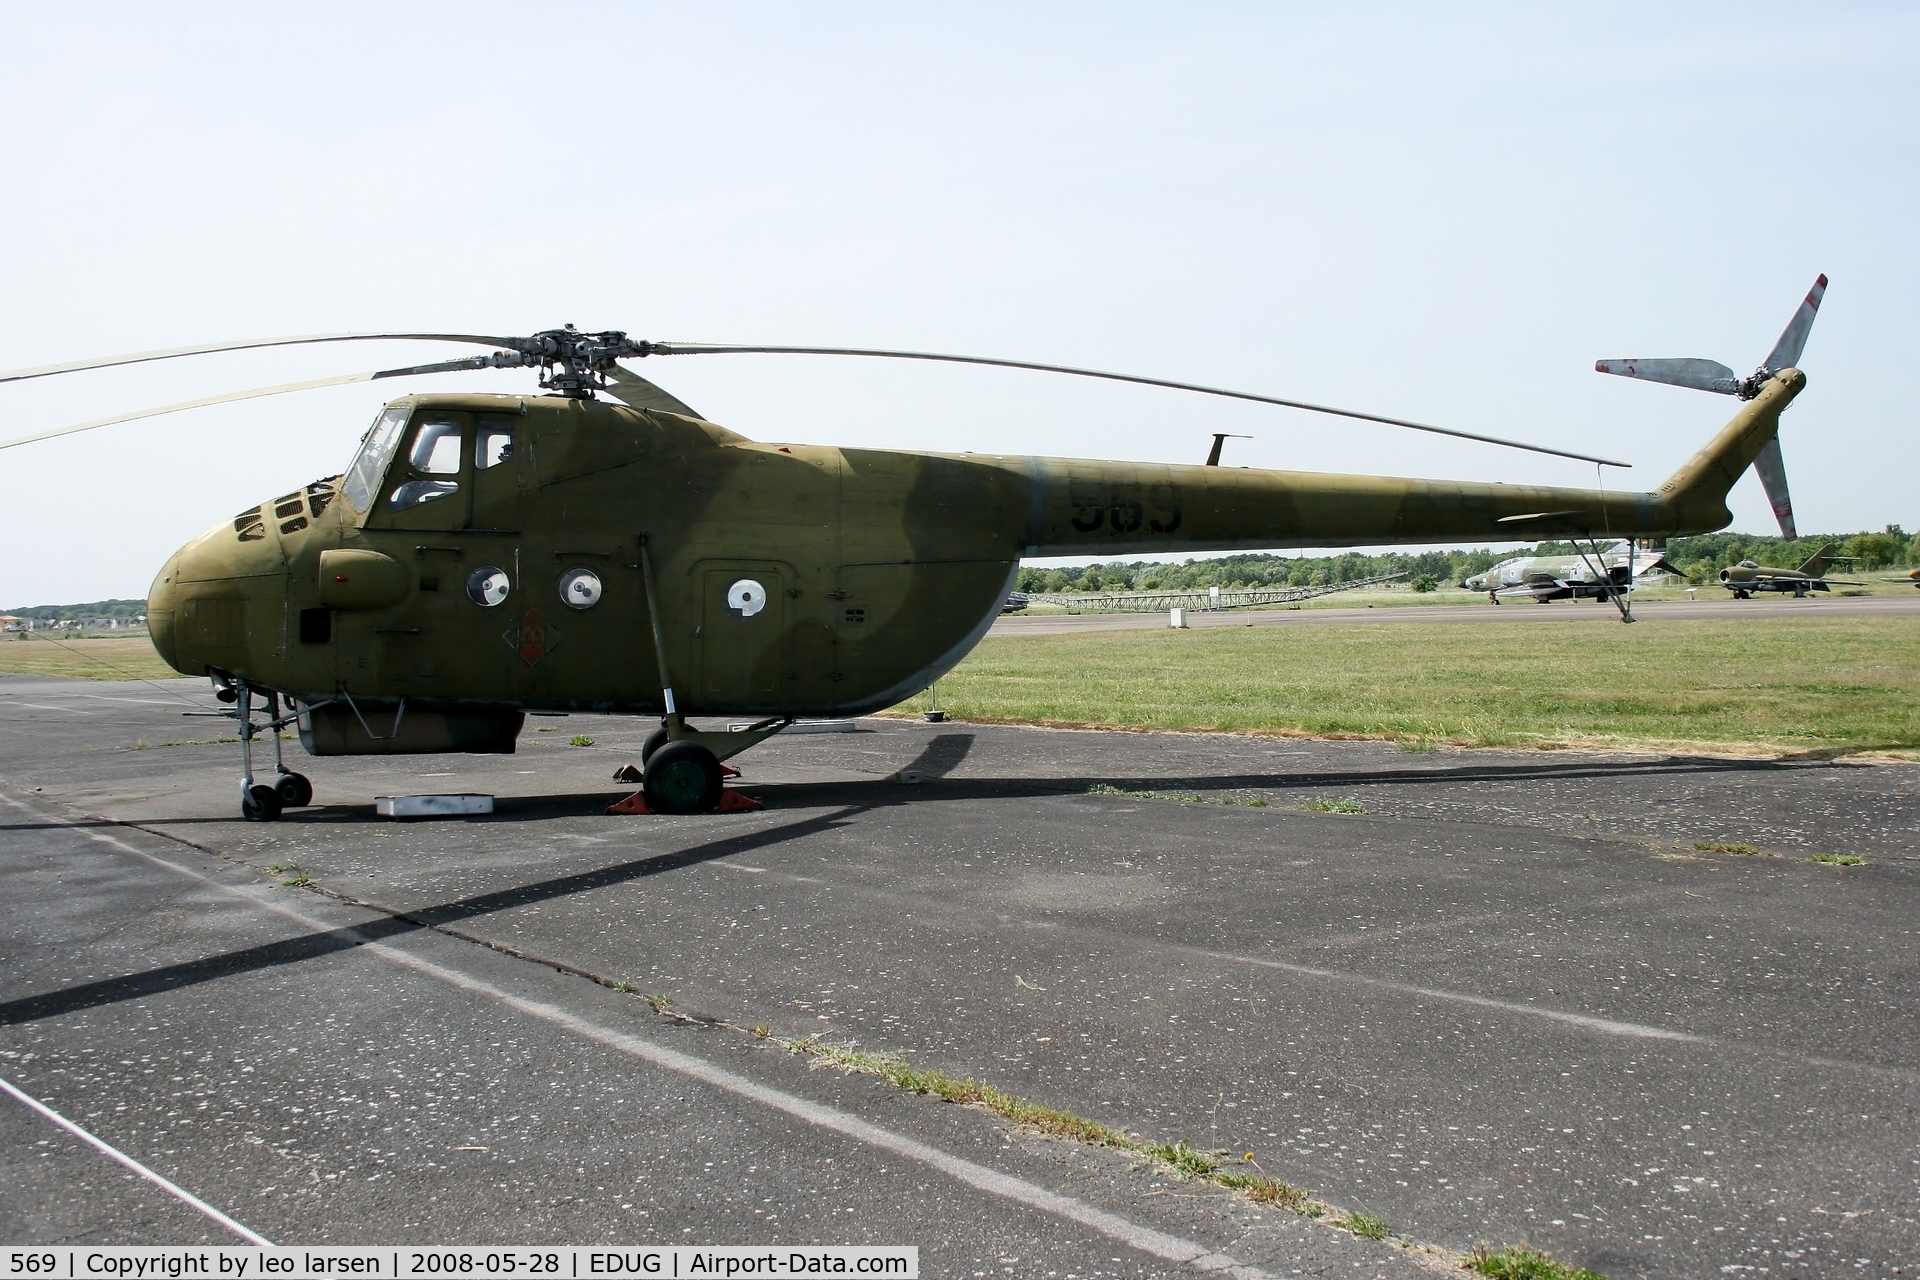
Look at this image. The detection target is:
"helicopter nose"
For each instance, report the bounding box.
[150,512,289,678]
[147,552,182,672]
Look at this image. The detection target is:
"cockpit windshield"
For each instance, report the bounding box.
[342,406,410,512]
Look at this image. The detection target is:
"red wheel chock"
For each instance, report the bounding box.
[605,788,763,816]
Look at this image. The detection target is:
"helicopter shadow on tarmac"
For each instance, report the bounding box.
[725,730,1867,809]
[0,732,1867,834]
[0,799,877,1028]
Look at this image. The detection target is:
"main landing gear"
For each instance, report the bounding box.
[621,714,790,814]
[211,678,313,822]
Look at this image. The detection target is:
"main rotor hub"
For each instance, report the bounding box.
[478,326,656,398]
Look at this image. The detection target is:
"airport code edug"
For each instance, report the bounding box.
[6,1251,915,1279]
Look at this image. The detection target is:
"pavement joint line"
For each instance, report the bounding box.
[1193,945,1700,1042]
[1175,942,1920,1084]
[0,1071,274,1245]
[0,790,1287,1278]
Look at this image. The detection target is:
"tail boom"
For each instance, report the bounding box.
[1013,371,1804,556]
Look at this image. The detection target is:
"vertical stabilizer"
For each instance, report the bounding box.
[1794,543,1836,578]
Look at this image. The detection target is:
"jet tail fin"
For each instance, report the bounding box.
[1794,542,1836,578]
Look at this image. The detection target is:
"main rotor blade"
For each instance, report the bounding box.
[642,342,1631,468]
[0,332,520,386]
[1594,357,1741,394]
[0,372,383,451]
[1762,273,1828,373]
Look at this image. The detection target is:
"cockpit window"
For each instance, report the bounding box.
[408,419,464,474]
[342,406,410,512]
[389,479,460,509]
[475,417,514,470]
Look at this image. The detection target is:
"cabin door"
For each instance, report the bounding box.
[697,562,790,714]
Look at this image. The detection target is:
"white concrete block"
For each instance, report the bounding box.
[375,794,494,819]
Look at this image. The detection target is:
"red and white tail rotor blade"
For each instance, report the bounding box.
[1593,357,1742,394]
[1762,274,1828,373]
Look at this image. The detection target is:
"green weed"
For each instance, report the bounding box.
[1694,841,1762,856]
[1087,783,1202,803]
[569,734,596,747]
[1809,852,1865,866]
[1464,1242,1606,1280]
[1305,798,1364,814]
[774,1037,1321,1215]
[1141,1140,1220,1179]
[1344,1212,1391,1240]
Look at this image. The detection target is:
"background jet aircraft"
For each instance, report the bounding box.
[1462,540,1675,603]
[1719,543,1857,597]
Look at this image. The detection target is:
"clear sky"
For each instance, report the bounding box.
[2,3,1913,605]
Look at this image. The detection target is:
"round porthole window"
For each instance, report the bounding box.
[466,566,511,607]
[559,567,603,610]
[725,578,768,618]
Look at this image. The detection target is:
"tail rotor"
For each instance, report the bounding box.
[1594,274,1826,539]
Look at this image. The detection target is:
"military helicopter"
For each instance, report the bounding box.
[0,283,1820,819]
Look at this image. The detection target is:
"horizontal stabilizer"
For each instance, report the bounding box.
[1594,358,1741,394]
[1763,274,1828,373]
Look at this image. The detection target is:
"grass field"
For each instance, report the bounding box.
[8,617,1918,758]
[907,615,1920,757]
[0,634,177,682]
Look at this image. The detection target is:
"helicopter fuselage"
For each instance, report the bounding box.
[145,373,1799,754]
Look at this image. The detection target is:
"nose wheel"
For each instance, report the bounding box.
[242,784,283,822]
[223,682,315,822]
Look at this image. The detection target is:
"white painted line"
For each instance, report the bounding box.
[8,795,1278,1279]
[0,1072,273,1245]
[1195,946,1700,1042]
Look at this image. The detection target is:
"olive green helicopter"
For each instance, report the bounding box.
[0,277,1824,818]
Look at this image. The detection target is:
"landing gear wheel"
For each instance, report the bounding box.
[275,772,313,808]
[1734,589,1750,599]
[242,784,283,822]
[640,726,671,765]
[642,741,724,814]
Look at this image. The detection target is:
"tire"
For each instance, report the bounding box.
[275,772,313,808]
[640,725,672,765]
[1734,590,1750,600]
[242,784,283,822]
[643,741,724,814]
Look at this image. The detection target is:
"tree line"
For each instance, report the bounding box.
[1014,525,1918,594]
